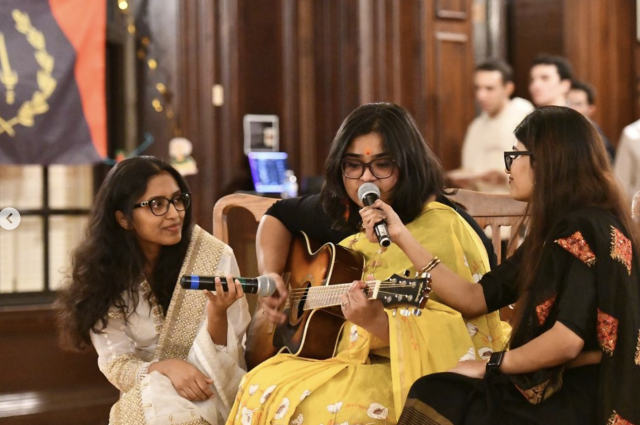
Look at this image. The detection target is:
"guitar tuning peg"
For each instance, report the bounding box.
[400,308,411,317]
[392,308,397,317]
[403,269,410,277]
[412,308,422,317]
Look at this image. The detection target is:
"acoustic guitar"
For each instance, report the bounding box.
[244,232,432,370]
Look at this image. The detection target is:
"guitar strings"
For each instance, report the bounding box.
[286,290,423,304]
[286,282,422,294]
[287,287,423,298]
[286,283,410,292]
[287,289,427,306]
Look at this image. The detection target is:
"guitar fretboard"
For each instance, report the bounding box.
[299,282,380,310]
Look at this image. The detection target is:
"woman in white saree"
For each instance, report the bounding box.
[58,157,250,425]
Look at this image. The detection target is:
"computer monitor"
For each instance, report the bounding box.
[248,151,289,194]
[243,115,279,154]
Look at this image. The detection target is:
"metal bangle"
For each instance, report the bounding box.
[419,256,441,275]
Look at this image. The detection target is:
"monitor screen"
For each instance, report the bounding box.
[248,151,289,194]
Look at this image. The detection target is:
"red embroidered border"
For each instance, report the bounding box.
[514,381,549,405]
[610,226,633,275]
[555,231,596,267]
[597,308,619,356]
[535,295,557,326]
[607,410,635,425]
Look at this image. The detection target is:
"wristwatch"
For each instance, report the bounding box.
[486,351,505,373]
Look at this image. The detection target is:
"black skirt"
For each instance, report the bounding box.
[397,365,599,425]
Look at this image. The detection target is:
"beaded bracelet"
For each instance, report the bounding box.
[418,256,441,275]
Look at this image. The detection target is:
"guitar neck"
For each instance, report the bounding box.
[294,275,429,311]
[300,282,381,310]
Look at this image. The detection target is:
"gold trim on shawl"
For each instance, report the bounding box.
[111,384,148,425]
[111,225,226,424]
[155,225,226,362]
[104,353,147,393]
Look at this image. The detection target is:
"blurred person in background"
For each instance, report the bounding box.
[449,59,533,193]
[529,54,573,107]
[568,79,615,161]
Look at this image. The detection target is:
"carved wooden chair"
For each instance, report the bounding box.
[447,189,527,264]
[212,194,279,312]
[212,193,279,244]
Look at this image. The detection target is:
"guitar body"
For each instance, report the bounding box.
[245,233,365,370]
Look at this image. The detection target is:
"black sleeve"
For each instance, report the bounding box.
[264,194,351,244]
[439,196,498,269]
[478,247,523,312]
[551,245,598,343]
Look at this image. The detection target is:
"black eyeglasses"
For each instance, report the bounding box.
[341,158,396,179]
[504,151,533,172]
[133,193,191,216]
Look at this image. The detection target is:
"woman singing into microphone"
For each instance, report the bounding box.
[227,103,509,424]
[57,157,250,424]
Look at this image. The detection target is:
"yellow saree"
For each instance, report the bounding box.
[226,202,507,425]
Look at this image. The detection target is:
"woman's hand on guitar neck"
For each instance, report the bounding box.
[260,272,288,325]
[340,280,390,344]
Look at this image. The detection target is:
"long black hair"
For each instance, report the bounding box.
[320,102,446,230]
[57,156,193,351]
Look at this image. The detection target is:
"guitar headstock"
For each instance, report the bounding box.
[372,273,432,310]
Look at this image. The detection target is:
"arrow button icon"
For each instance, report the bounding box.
[0,207,20,230]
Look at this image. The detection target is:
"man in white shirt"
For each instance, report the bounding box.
[528,54,573,107]
[450,59,533,193]
[614,119,640,200]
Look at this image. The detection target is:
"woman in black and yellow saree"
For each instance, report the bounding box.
[58,157,251,425]
[396,106,640,425]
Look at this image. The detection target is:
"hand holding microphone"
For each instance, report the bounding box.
[357,183,393,247]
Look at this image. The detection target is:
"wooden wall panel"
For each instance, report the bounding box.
[431,31,474,170]
[174,0,222,233]
[424,1,475,170]
[436,0,469,19]
[507,0,564,101]
[563,0,635,145]
[280,0,300,177]
[295,0,318,180]
[171,0,476,233]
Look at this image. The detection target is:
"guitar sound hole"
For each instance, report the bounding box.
[289,282,311,325]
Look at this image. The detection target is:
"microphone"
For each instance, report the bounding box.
[180,275,277,297]
[357,183,392,247]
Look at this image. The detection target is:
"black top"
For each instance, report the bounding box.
[265,193,498,269]
[479,207,640,422]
